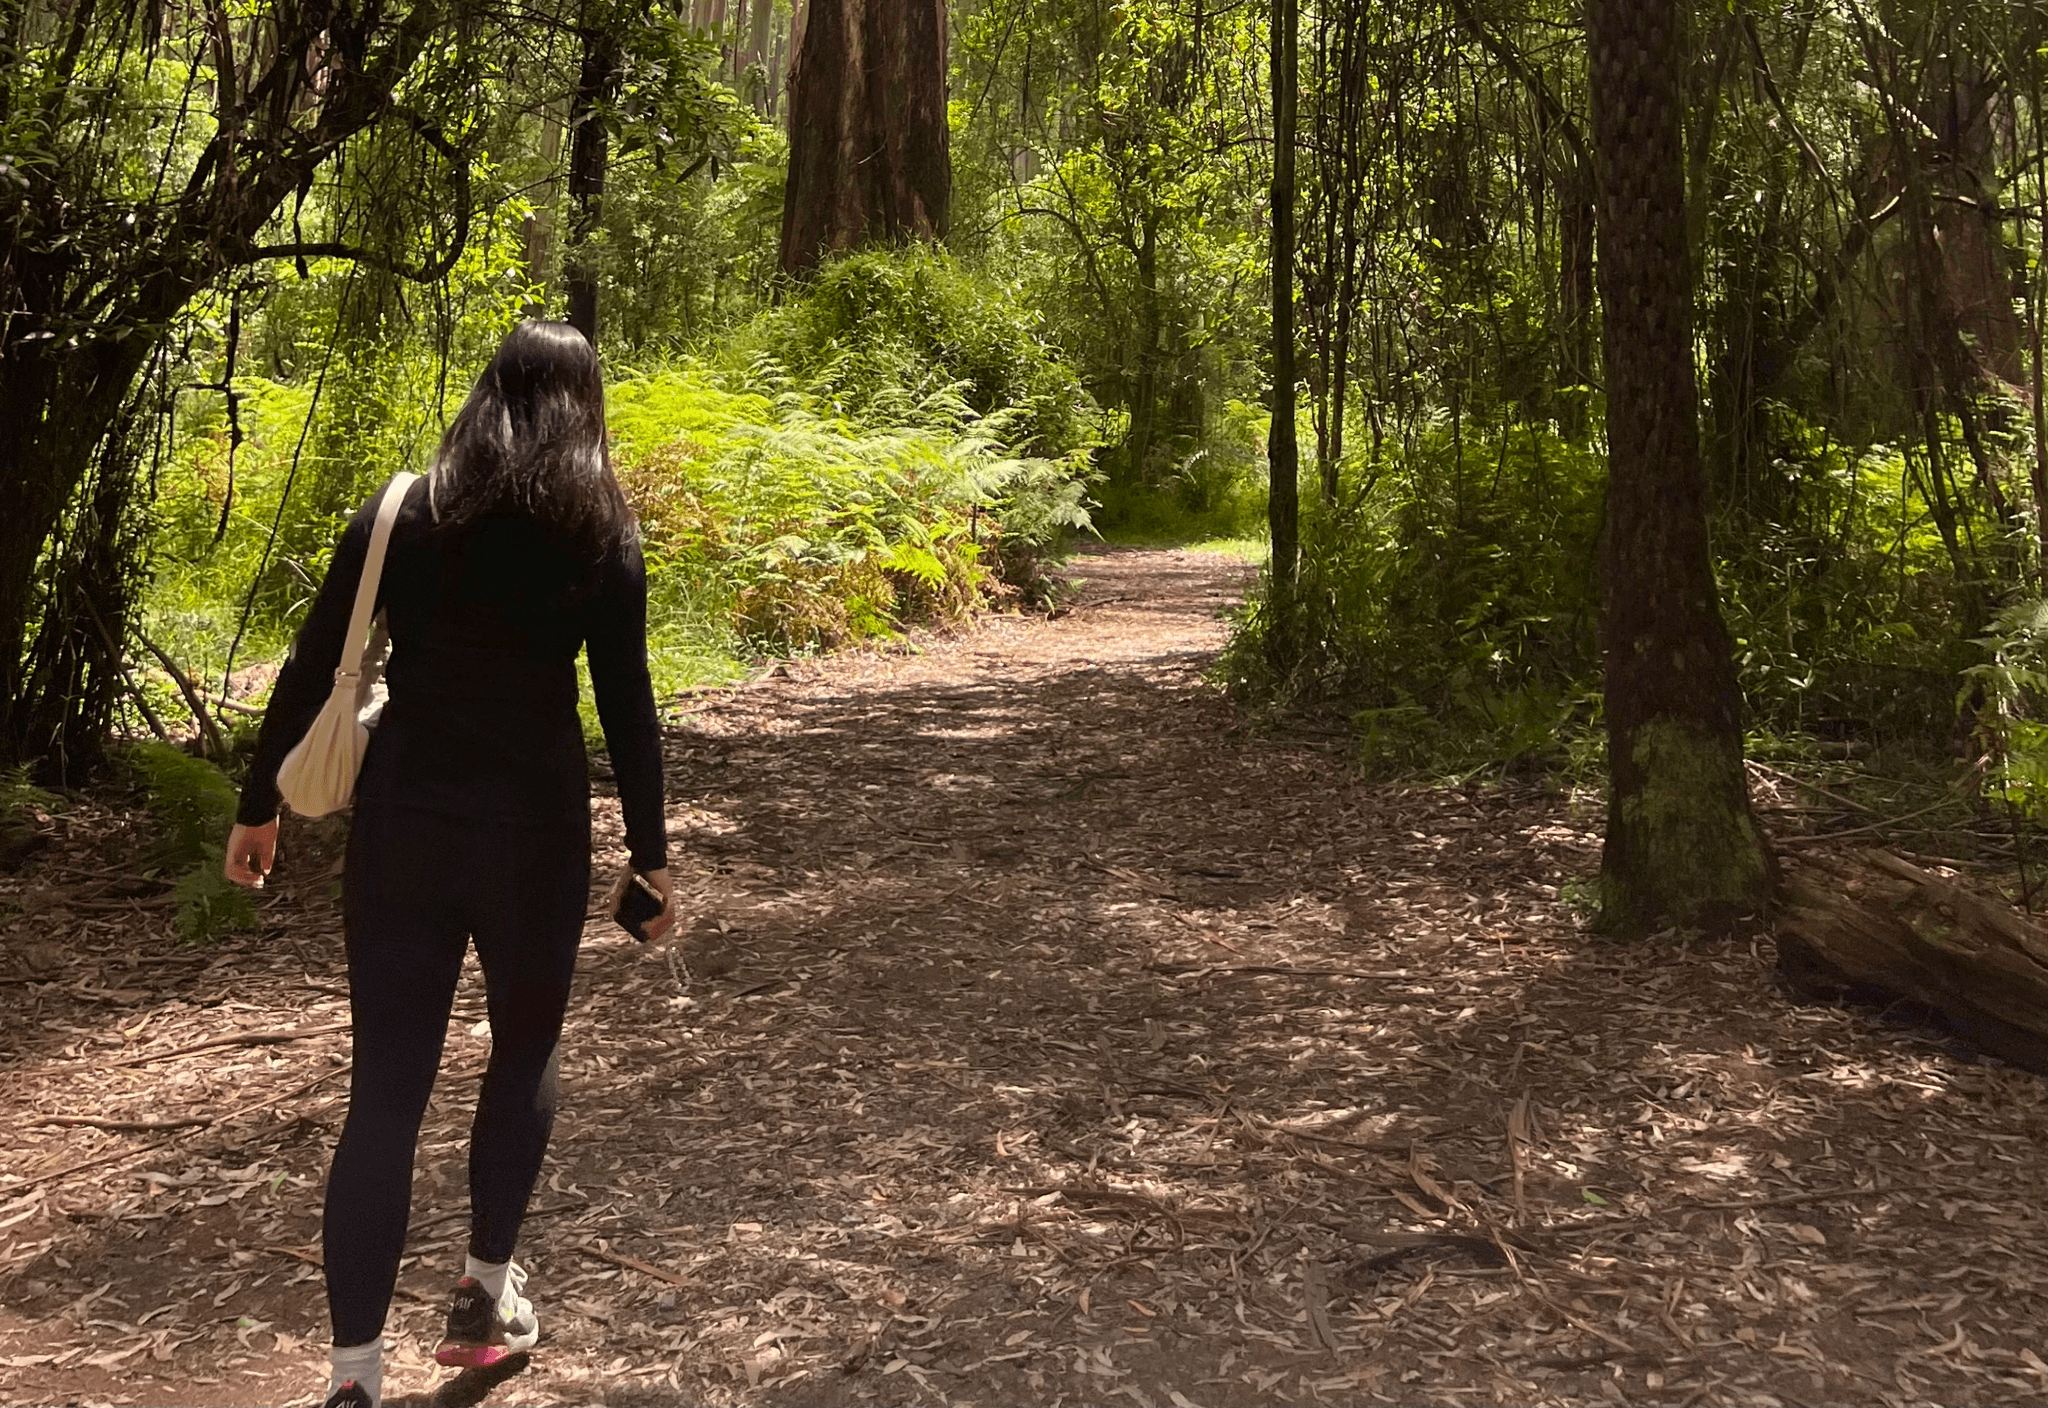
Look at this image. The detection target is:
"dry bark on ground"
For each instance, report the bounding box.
[2,546,2047,1408]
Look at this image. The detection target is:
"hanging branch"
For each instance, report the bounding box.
[219,262,356,700]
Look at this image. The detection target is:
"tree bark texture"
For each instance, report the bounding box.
[1588,0,1773,936]
[778,0,950,278]
[1265,0,1300,617]
[1778,850,2048,1074]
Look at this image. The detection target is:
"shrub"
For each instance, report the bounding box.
[610,361,1094,646]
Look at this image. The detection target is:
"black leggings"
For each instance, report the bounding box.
[325,802,590,1348]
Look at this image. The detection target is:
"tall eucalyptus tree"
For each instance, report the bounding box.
[778,0,950,276]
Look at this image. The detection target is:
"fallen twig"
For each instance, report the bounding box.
[0,1138,177,1196]
[32,1114,212,1132]
[22,1021,351,1077]
[1147,961,1407,980]
[576,1243,692,1288]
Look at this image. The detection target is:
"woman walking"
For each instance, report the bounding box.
[224,321,675,1408]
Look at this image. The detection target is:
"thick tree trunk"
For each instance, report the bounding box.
[1588,0,1773,937]
[1265,0,1299,623]
[0,335,162,770]
[777,0,949,278]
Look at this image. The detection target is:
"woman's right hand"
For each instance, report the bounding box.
[225,819,278,889]
[642,867,678,943]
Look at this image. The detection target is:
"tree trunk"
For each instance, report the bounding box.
[0,334,163,770]
[1125,213,1161,489]
[1266,0,1299,639]
[747,0,774,111]
[778,0,950,278]
[1588,0,1773,937]
[1557,172,1594,442]
[566,20,622,345]
[0,0,447,771]
[523,103,566,316]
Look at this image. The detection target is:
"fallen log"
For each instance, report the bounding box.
[1776,848,2048,1072]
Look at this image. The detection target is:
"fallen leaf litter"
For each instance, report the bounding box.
[0,546,2045,1407]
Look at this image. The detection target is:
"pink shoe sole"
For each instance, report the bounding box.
[434,1340,519,1369]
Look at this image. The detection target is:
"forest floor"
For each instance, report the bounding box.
[4,546,2048,1408]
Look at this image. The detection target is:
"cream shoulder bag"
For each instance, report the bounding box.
[276,472,418,817]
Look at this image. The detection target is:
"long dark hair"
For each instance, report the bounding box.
[429,320,632,561]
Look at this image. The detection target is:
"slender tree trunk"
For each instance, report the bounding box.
[747,0,774,110]
[778,0,949,277]
[1589,0,1773,937]
[2028,54,2048,571]
[1267,0,1299,626]
[1557,171,1594,441]
[566,19,621,344]
[1125,213,1161,488]
[523,103,566,316]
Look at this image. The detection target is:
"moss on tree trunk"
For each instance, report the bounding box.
[1599,718,1772,936]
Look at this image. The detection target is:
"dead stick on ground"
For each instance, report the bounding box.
[1775,794,1966,847]
[1552,1182,1981,1234]
[21,1021,350,1077]
[1506,1095,1531,1226]
[25,1062,347,1142]
[0,1138,177,1197]
[1150,963,1407,981]
[33,1114,212,1133]
[577,1244,692,1288]
[1745,759,1881,816]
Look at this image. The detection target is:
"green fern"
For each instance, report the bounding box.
[127,742,257,944]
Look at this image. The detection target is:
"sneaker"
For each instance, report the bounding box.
[433,1264,539,1369]
[322,1381,375,1408]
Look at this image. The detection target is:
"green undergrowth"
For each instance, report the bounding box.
[1093,398,1271,544]
[1223,412,2011,793]
[125,742,256,944]
[145,250,1099,755]
[1223,422,1606,783]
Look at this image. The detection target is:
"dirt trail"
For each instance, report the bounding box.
[4,546,2048,1408]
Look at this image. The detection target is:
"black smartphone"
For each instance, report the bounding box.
[613,871,665,942]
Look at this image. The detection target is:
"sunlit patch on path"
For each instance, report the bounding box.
[2,546,2046,1407]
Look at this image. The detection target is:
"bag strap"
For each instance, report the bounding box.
[335,472,418,682]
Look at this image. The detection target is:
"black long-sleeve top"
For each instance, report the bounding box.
[236,476,668,872]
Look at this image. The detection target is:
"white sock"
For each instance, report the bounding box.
[328,1339,381,1407]
[464,1253,511,1308]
